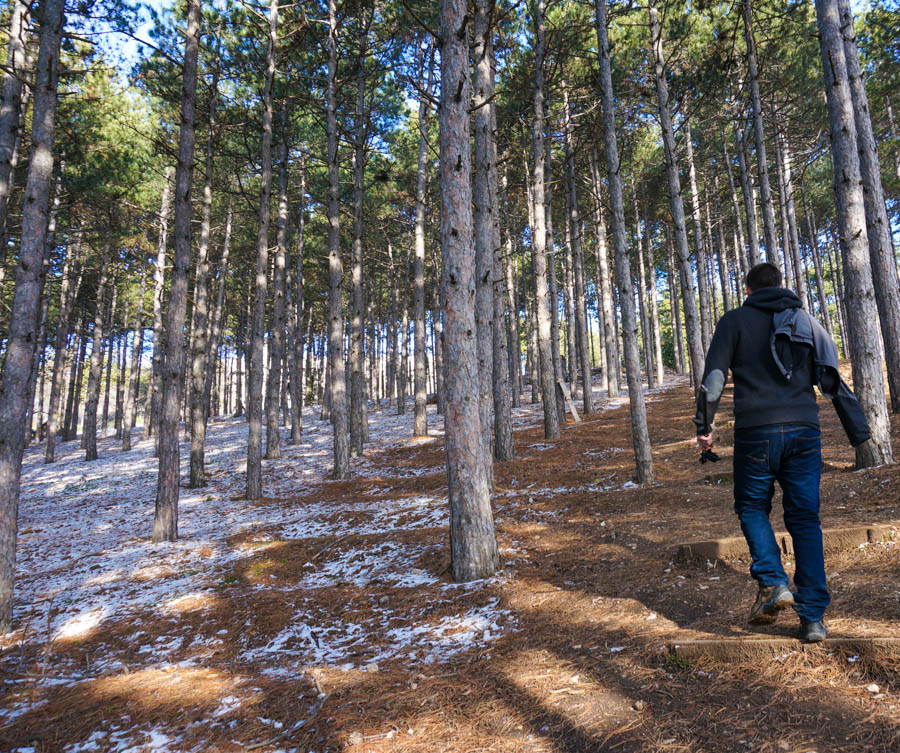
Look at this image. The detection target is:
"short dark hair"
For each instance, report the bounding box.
[745,262,782,291]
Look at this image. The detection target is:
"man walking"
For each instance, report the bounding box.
[694,262,870,642]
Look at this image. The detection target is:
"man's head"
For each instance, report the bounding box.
[745,262,782,293]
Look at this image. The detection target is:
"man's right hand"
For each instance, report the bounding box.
[697,433,714,452]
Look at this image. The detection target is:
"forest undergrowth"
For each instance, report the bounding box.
[1,372,898,753]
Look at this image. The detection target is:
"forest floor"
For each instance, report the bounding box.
[1,369,899,753]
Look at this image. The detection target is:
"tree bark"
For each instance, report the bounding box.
[500,169,521,407]
[473,1,500,474]
[735,121,762,267]
[187,56,219,485]
[648,0,704,390]
[398,245,410,415]
[101,282,118,439]
[439,0,499,581]
[684,118,713,349]
[413,42,432,438]
[742,0,781,265]
[632,183,654,388]
[562,85,591,412]
[44,236,82,462]
[722,126,749,279]
[122,269,147,451]
[326,0,349,478]
[544,141,567,426]
[205,199,231,422]
[349,14,369,453]
[266,117,290,459]
[0,0,65,631]
[815,0,893,467]
[597,0,654,483]
[645,201,665,385]
[666,226,685,374]
[83,246,112,461]
[588,150,620,396]
[146,167,173,441]
[529,0,560,439]
[837,0,900,414]
[246,0,278,498]
[152,0,201,542]
[802,191,833,336]
[0,0,29,281]
[886,96,900,183]
[288,167,305,443]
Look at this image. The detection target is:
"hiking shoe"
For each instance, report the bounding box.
[748,584,795,624]
[799,619,827,643]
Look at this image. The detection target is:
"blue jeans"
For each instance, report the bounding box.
[732,425,830,622]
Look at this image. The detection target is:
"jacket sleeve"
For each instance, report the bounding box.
[692,313,737,434]
[808,314,871,447]
[832,379,872,447]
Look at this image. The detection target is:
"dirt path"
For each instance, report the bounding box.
[1,373,898,752]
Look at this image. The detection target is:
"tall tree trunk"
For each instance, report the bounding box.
[188,57,218,486]
[24,288,50,447]
[827,224,849,356]
[886,96,900,183]
[233,295,245,417]
[388,243,398,410]
[82,257,113,460]
[742,0,780,265]
[562,84,591,412]
[114,295,129,439]
[838,0,900,413]
[632,183,654,387]
[544,142,567,426]
[596,0,654,483]
[439,0,499,581]
[413,41,432,438]
[349,14,369,453]
[735,121,762,267]
[266,118,289,459]
[398,245,410,415]
[246,0,278,498]
[802,191,833,336]
[815,0,893,467]
[326,0,349,478]
[122,269,147,451]
[648,0,704,390]
[684,118,713,349]
[529,0,560,439]
[101,279,118,437]
[500,169,522,407]
[0,0,65,631]
[722,126,749,279]
[204,198,231,422]
[64,316,86,441]
[152,0,201,542]
[473,1,502,472]
[561,195,577,393]
[146,167,173,441]
[0,0,29,283]
[666,226,685,374]
[588,151,620,396]
[645,202,665,385]
[44,237,82,462]
[288,166,305,443]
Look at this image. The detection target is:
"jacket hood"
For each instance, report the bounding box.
[743,286,803,312]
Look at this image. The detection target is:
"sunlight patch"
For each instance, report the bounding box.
[54,606,109,641]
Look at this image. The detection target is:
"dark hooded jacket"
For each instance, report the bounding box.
[693,287,870,446]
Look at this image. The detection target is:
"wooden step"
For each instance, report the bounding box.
[671,636,900,662]
[677,523,897,564]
